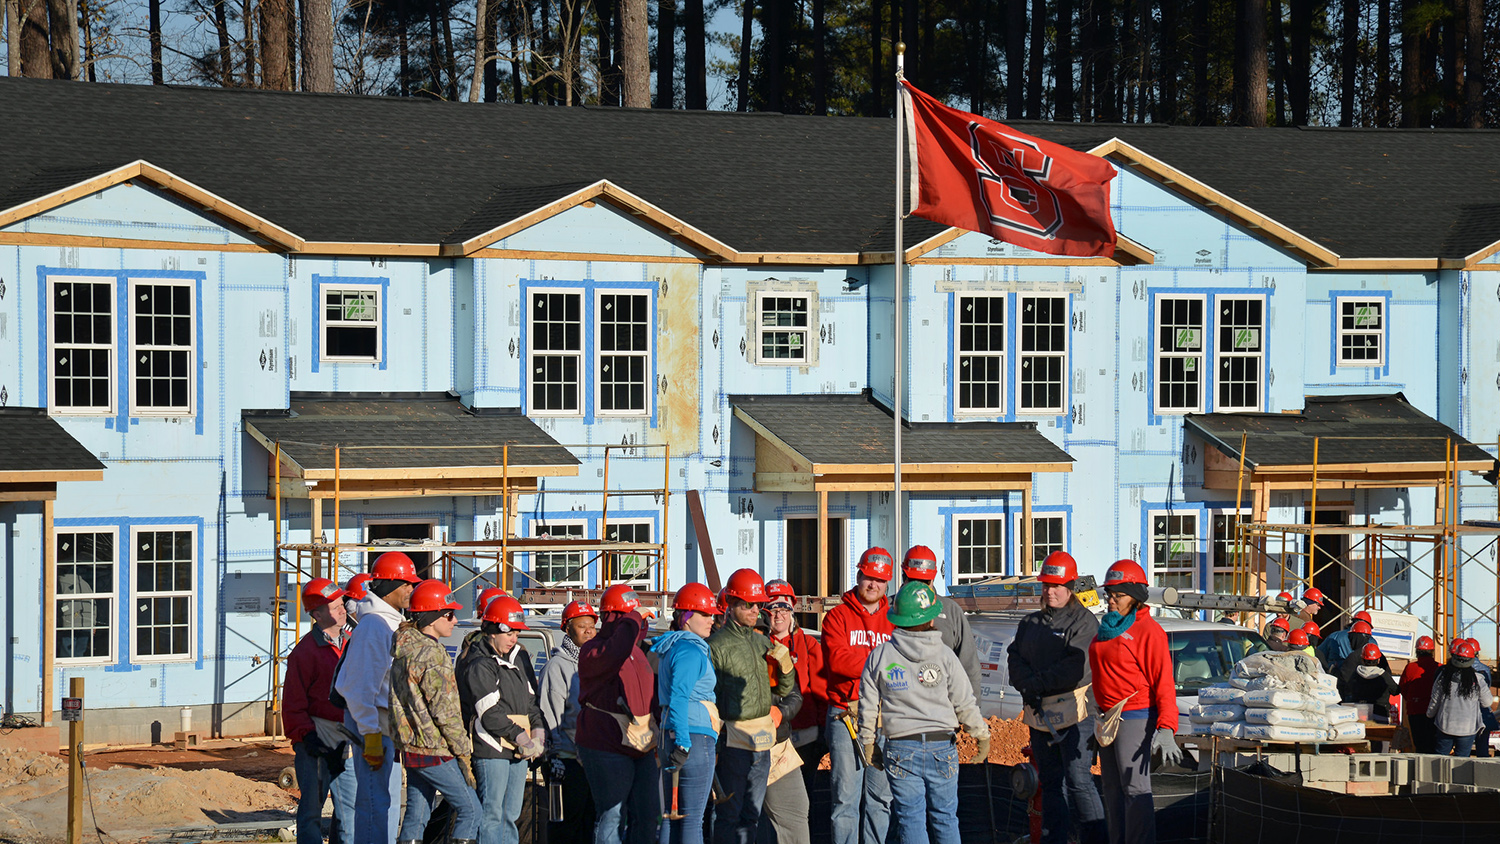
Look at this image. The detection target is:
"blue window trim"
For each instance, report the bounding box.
[945,291,1073,431]
[518,278,658,426]
[1326,290,1392,377]
[939,500,1073,584]
[36,267,207,435]
[516,509,660,590]
[310,274,390,372]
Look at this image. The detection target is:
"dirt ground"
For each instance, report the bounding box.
[815,715,1078,769]
[0,740,297,844]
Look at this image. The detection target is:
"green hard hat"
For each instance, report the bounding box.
[887,581,943,628]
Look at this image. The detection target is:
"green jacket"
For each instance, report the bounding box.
[389,623,472,758]
[708,618,792,722]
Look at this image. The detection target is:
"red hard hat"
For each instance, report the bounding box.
[1289,629,1310,647]
[1104,559,1148,587]
[600,584,641,614]
[1302,587,1326,606]
[476,587,508,615]
[345,573,373,600]
[1352,611,1372,625]
[1465,637,1480,650]
[409,579,462,613]
[561,601,598,623]
[1276,591,1295,603]
[1351,620,1373,635]
[901,545,940,581]
[724,569,768,603]
[1269,617,1291,632]
[1038,551,1078,585]
[673,582,722,615]
[302,578,345,610]
[482,595,529,629]
[1415,635,1436,652]
[1361,642,1382,661]
[765,579,797,602]
[858,547,894,582]
[1301,621,1321,638]
[1453,639,1480,659]
[370,551,422,584]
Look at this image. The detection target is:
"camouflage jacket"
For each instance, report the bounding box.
[389,623,472,758]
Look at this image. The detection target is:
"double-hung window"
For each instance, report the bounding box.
[1018,295,1068,413]
[598,293,651,414]
[1017,514,1067,573]
[1155,296,1206,414]
[529,291,584,414]
[602,521,653,586]
[532,522,587,586]
[1150,512,1198,590]
[954,516,1006,581]
[49,276,115,413]
[1336,298,1384,366]
[133,528,195,661]
[1211,512,1249,594]
[755,292,812,363]
[955,295,1006,414]
[321,284,381,362]
[56,530,116,663]
[130,279,195,414]
[1215,296,1264,412]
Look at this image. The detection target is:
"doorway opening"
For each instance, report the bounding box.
[366,521,437,580]
[786,516,843,629]
[1303,506,1349,629]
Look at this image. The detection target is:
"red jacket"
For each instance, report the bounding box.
[1087,609,1178,732]
[821,590,893,709]
[576,611,656,758]
[1399,654,1441,715]
[772,627,829,731]
[283,626,349,743]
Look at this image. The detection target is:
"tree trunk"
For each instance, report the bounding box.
[1025,0,1043,118]
[211,0,230,85]
[1233,0,1267,125]
[394,0,408,94]
[655,0,675,107]
[20,0,50,77]
[619,0,646,105]
[470,0,489,101]
[868,0,881,115]
[738,0,752,110]
[539,0,553,102]
[45,0,76,79]
[512,0,525,102]
[5,0,21,77]
[1338,0,1356,124]
[1465,0,1482,126]
[684,0,705,107]
[1271,0,1289,124]
[592,0,612,103]
[1440,0,1458,125]
[1157,0,1175,122]
[1135,0,1151,121]
[484,0,499,100]
[1119,0,1132,120]
[1056,0,1075,119]
[1288,0,1310,124]
[764,0,782,111]
[288,0,297,89]
[241,0,255,84]
[1192,0,1208,122]
[149,0,164,83]
[442,0,457,100]
[424,0,443,95]
[1005,0,1023,118]
[1080,0,1095,118]
[812,0,825,113]
[1399,0,1419,125]
[258,0,288,90]
[1097,0,1117,120]
[79,0,95,80]
[1375,0,1390,124]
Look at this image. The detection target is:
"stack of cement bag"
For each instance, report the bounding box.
[1183,650,1365,742]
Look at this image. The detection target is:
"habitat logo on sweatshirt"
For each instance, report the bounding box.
[884,662,910,691]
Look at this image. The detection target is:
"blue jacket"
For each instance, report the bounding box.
[1317,629,1354,669]
[654,630,719,750]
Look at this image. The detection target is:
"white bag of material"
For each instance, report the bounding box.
[1313,673,1338,691]
[1310,687,1340,704]
[1239,723,1326,743]
[1198,685,1247,705]
[1229,677,1252,689]
[1327,721,1366,740]
[1190,704,1246,723]
[1209,720,1245,739]
[1242,689,1317,711]
[1243,707,1327,728]
[1325,706,1358,725]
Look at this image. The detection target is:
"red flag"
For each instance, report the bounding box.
[901,81,1118,257]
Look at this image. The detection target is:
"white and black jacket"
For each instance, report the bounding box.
[457,636,544,761]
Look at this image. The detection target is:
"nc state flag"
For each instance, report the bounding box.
[901,81,1118,257]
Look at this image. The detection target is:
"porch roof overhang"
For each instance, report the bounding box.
[731,392,1073,492]
[0,408,105,501]
[243,392,579,500]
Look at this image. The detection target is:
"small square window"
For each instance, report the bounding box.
[755,292,813,364]
[954,517,1007,582]
[603,521,653,586]
[321,285,381,361]
[130,279,196,415]
[1336,298,1384,367]
[1150,512,1198,591]
[57,530,116,663]
[528,290,584,414]
[1155,296,1205,414]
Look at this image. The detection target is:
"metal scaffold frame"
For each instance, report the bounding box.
[265,441,671,735]
[1226,435,1500,658]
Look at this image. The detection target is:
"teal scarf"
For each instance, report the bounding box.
[1096,609,1138,641]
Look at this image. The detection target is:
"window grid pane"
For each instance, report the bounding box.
[599,294,650,413]
[955,517,1006,581]
[134,529,192,658]
[133,282,193,411]
[52,279,114,411]
[1211,513,1248,595]
[1337,300,1384,365]
[531,292,583,412]
[1156,297,1204,412]
[1216,298,1263,411]
[759,296,809,361]
[602,522,652,584]
[533,523,587,586]
[1024,516,1067,571]
[1019,296,1067,412]
[56,531,114,661]
[957,296,1005,412]
[1151,513,1197,591]
[323,288,380,359]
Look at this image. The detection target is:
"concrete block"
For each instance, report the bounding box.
[1351,756,1391,781]
[1306,754,1352,781]
[1471,759,1500,790]
[1450,759,1476,785]
[1346,780,1391,795]
[1411,754,1451,784]
[1389,756,1412,787]
[173,730,203,749]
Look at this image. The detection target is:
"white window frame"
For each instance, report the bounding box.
[531,519,589,587]
[129,524,197,663]
[1149,510,1199,591]
[1209,510,1251,595]
[47,275,116,416]
[753,290,815,365]
[1335,297,1385,368]
[595,290,653,417]
[527,289,585,416]
[55,528,118,666]
[953,294,1007,416]
[1014,512,1069,573]
[127,277,196,417]
[1017,294,1069,414]
[1214,294,1266,413]
[319,283,383,363]
[952,515,1008,582]
[601,519,653,587]
[1154,294,1207,415]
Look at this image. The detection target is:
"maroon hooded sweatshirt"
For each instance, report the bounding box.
[576,610,656,758]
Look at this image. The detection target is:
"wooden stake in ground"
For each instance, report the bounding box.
[66,677,84,844]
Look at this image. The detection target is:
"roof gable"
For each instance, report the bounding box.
[4,179,266,246]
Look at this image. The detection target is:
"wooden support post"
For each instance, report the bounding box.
[1253,483,1269,601]
[310,498,324,579]
[817,489,829,604]
[66,677,83,844]
[41,499,56,727]
[1021,482,1033,575]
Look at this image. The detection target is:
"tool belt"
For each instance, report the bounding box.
[767,738,802,785]
[1021,685,1096,732]
[586,702,659,753]
[1093,692,1138,748]
[724,712,778,752]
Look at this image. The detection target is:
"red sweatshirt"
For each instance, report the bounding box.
[282,626,349,743]
[821,590,893,709]
[1399,654,1441,715]
[1087,609,1178,732]
[773,627,829,731]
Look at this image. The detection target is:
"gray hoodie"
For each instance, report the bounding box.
[539,635,584,757]
[934,593,983,700]
[857,628,989,746]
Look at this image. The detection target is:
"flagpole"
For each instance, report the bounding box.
[894,42,906,564]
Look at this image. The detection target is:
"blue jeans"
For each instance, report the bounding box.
[659,734,715,844]
[580,746,661,844]
[826,709,890,844]
[1435,731,1476,758]
[1030,721,1106,844]
[397,759,482,841]
[475,756,530,844]
[293,739,356,844]
[349,725,402,844]
[712,745,769,844]
[883,736,960,844]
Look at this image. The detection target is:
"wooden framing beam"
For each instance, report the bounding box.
[41,498,55,727]
[817,489,829,609]
[1021,481,1034,575]
[299,464,577,481]
[0,469,103,483]
[0,482,59,502]
[811,461,1072,475]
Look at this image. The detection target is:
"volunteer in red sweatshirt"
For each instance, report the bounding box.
[821,548,896,844]
[1088,559,1180,844]
[576,585,658,844]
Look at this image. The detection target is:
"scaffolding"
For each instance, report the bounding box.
[1227,435,1500,658]
[265,441,671,735]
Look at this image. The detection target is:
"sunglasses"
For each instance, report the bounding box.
[441,610,456,620]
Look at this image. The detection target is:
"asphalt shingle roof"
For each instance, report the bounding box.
[0,408,106,474]
[732,392,1074,467]
[243,393,578,471]
[1185,393,1496,468]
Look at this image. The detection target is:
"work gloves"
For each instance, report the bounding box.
[361,734,385,769]
[768,642,795,675]
[1153,728,1183,768]
[515,728,546,759]
[862,741,884,770]
[669,745,691,769]
[973,735,991,763]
